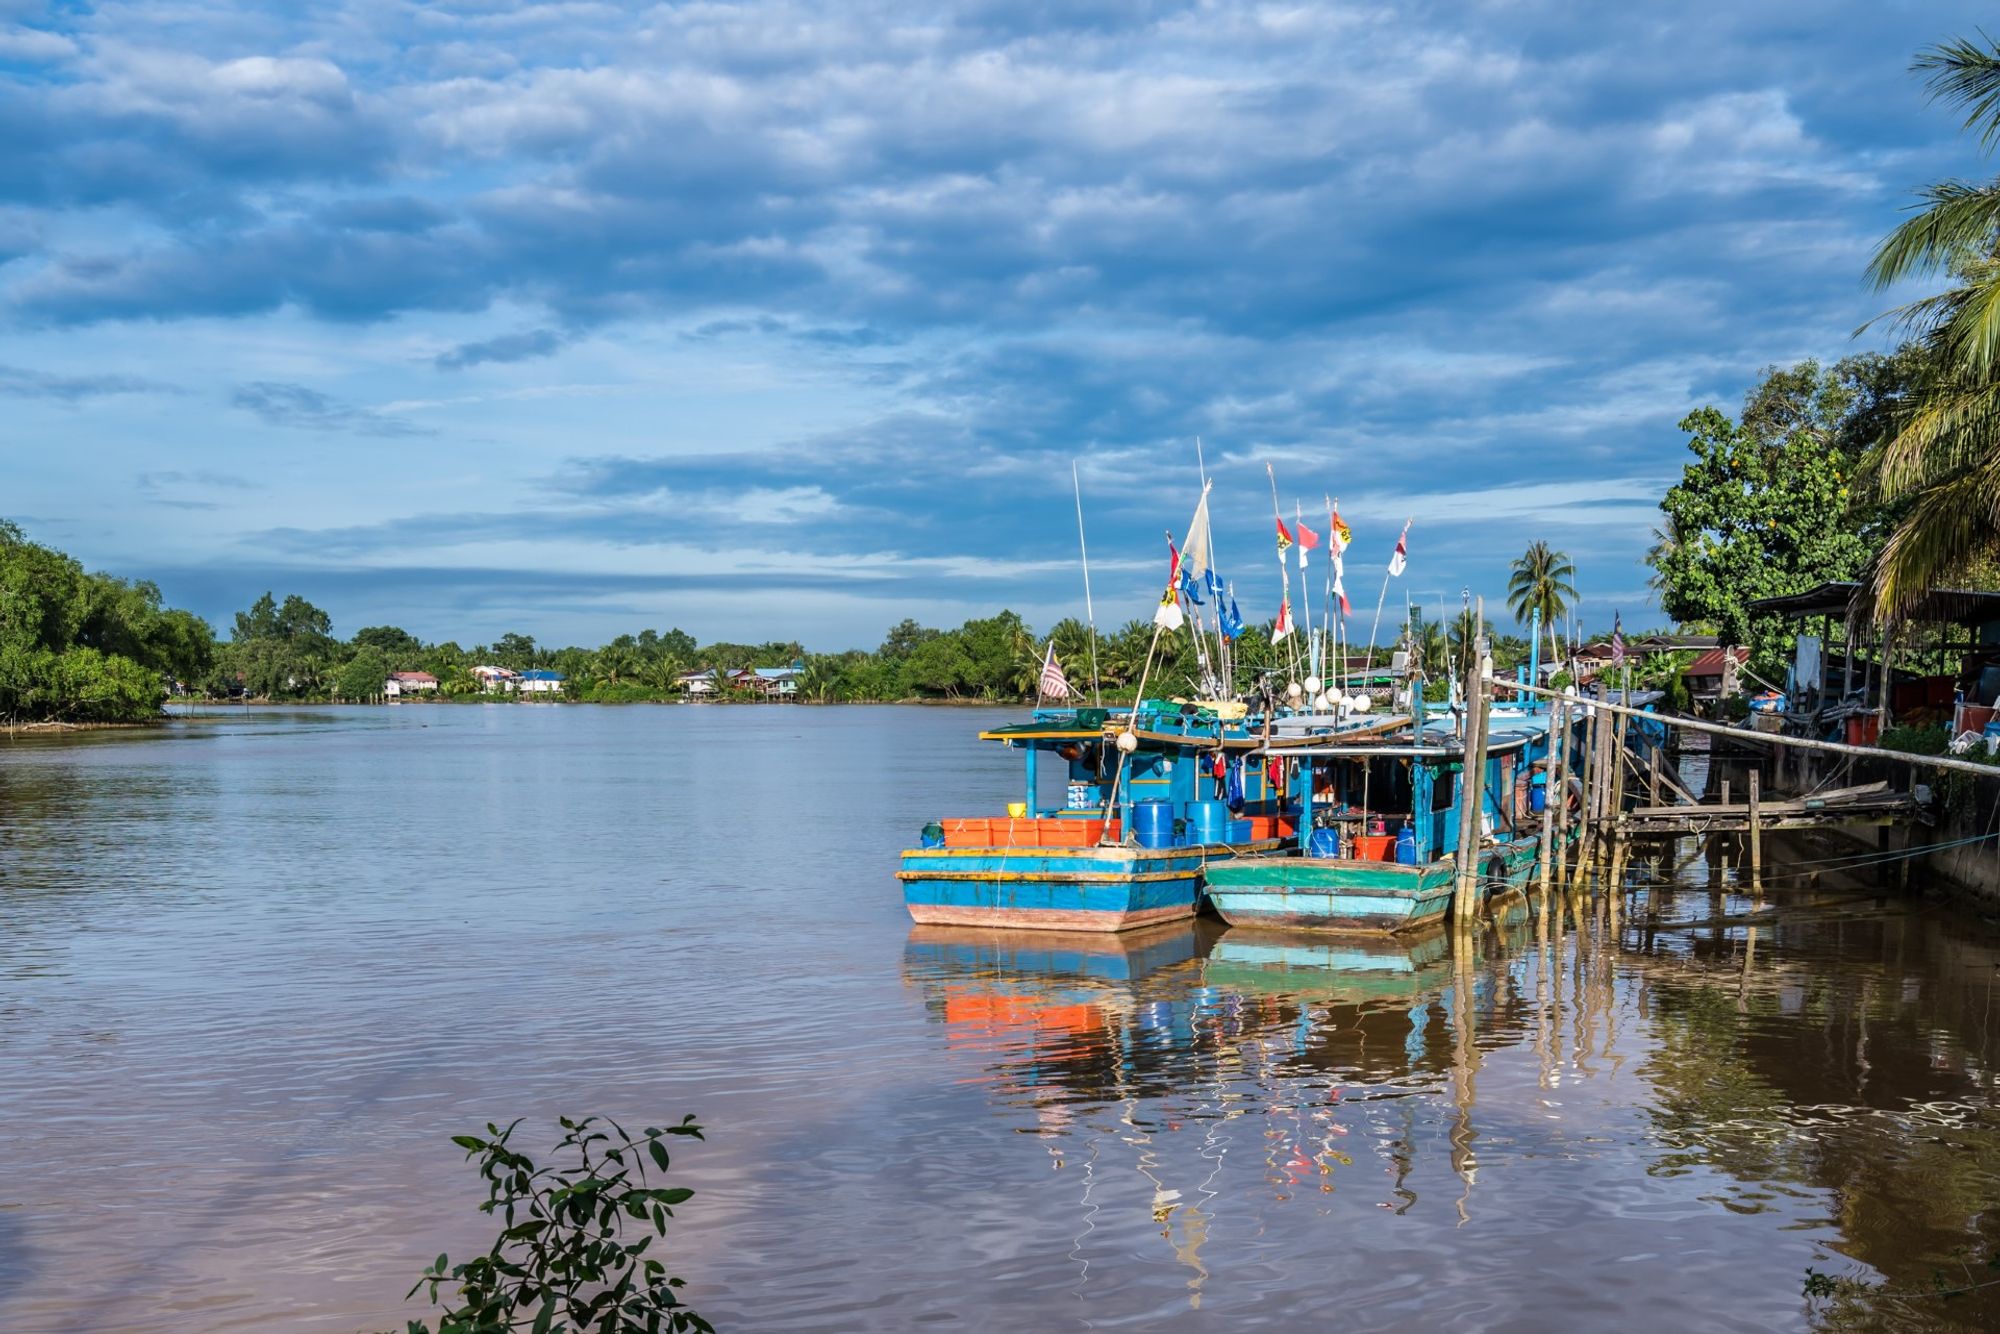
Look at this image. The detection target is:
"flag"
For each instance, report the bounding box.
[1611,613,1625,667]
[1332,559,1351,617]
[1181,486,1213,580]
[1154,535,1185,630]
[1295,516,1318,569]
[1204,568,1226,602]
[1221,593,1244,640]
[1387,522,1409,578]
[1272,598,1294,643]
[1275,517,1293,553]
[1179,566,1205,605]
[1038,641,1072,700]
[1327,502,1351,554]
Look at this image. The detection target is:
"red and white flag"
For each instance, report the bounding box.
[1387,521,1410,578]
[1295,515,1319,569]
[1272,598,1294,643]
[1038,641,1072,700]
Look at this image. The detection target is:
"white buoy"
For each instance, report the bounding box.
[1116,730,1139,753]
[1351,693,1373,713]
[1305,675,1322,695]
[1312,693,1331,712]
[1286,681,1303,701]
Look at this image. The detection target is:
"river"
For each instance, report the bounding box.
[1,704,1996,1331]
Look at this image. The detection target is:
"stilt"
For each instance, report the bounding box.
[1746,767,1762,891]
[1453,627,1489,922]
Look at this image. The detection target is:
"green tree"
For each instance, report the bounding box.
[353,625,424,662]
[1653,360,1896,661]
[336,647,388,702]
[0,523,209,722]
[226,592,337,697]
[1861,35,2000,616]
[1505,541,1576,666]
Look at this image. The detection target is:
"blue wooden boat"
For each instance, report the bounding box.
[898,702,1291,932]
[1204,697,1577,935]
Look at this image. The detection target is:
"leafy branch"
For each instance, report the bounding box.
[391,1115,712,1334]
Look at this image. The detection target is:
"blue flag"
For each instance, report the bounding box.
[1204,568,1226,602]
[1179,567,1204,605]
[1221,596,1244,640]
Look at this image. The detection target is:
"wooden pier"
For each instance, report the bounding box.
[1477,675,1956,892]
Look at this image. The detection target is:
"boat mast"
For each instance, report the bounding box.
[1071,459,1103,706]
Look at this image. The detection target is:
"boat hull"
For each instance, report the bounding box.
[1202,838,1541,934]
[898,841,1279,932]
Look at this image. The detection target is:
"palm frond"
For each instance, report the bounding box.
[1865,179,2000,288]
[1915,33,2000,151]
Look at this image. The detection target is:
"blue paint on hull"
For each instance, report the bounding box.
[898,841,1276,932]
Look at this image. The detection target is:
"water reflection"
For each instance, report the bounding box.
[6,710,2000,1330]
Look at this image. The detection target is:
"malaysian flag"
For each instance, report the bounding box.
[1611,612,1625,667]
[1039,641,1072,700]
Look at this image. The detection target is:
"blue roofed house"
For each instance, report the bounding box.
[517,669,566,696]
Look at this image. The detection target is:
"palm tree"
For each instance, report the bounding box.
[1506,540,1577,667]
[1862,36,2000,616]
[1643,522,1681,596]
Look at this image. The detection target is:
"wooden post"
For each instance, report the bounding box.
[1719,777,1730,810]
[1648,747,1661,807]
[1454,623,1489,921]
[1747,767,1762,890]
[1537,701,1562,900]
[1584,704,1600,880]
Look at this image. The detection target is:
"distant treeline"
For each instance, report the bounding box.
[3,521,1572,722]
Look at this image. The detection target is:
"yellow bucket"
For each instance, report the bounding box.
[1006,802,1028,818]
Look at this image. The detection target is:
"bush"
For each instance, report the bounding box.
[393,1115,711,1334]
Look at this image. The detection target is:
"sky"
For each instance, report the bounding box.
[2,0,1995,651]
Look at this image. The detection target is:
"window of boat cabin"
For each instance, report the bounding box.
[1432,769,1455,811]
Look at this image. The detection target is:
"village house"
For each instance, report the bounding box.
[383,671,438,698]
[517,669,565,695]
[472,665,520,692]
[730,665,803,698]
[679,669,718,697]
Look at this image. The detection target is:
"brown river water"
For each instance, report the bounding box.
[1,704,1998,1331]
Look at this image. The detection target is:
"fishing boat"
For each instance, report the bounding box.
[1203,690,1575,934]
[897,701,1293,931]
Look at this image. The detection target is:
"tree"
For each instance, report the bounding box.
[353,625,424,661]
[0,523,209,722]
[226,591,336,697]
[1861,35,2000,616]
[1505,541,1577,666]
[1652,360,1897,662]
[336,647,388,702]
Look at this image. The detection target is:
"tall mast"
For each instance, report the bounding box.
[1071,459,1102,705]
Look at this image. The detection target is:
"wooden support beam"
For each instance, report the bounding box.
[1488,675,2000,780]
[1747,767,1762,889]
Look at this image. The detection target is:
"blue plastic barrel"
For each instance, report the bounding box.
[1134,800,1176,849]
[1395,823,1418,865]
[1530,785,1547,813]
[1307,827,1341,858]
[1229,819,1253,843]
[1187,801,1231,845]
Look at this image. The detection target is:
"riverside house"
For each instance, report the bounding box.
[384,671,438,698]
[472,665,520,692]
[517,669,565,695]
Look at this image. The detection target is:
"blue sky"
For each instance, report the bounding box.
[1,0,1991,650]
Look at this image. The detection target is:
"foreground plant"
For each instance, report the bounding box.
[391,1115,711,1334]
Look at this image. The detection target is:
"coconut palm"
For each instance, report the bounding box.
[1862,36,2000,616]
[1644,522,1681,595]
[1506,541,1577,667]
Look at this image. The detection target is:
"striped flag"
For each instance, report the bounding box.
[1387,521,1410,578]
[1611,613,1625,668]
[1039,641,1072,700]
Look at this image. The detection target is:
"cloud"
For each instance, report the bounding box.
[230,381,433,436]
[434,327,564,370]
[0,362,175,399]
